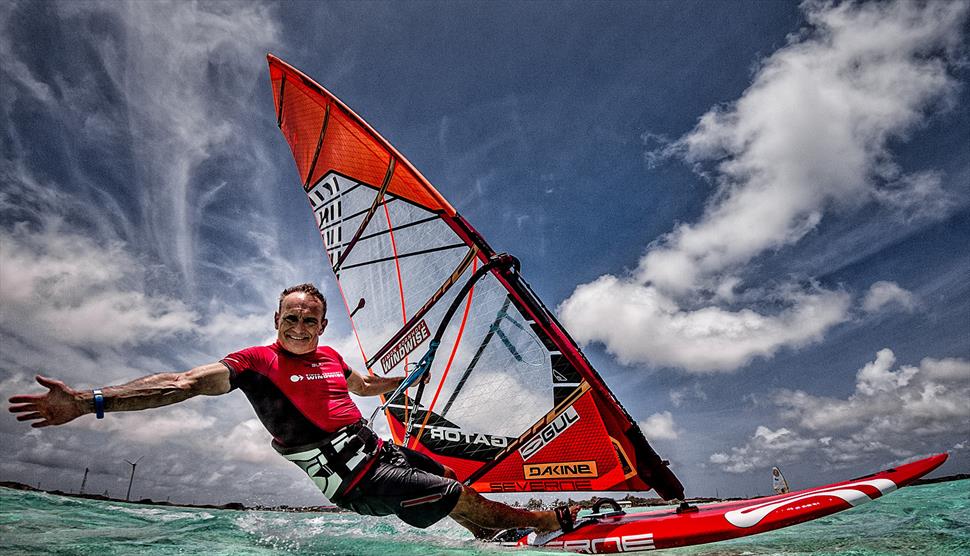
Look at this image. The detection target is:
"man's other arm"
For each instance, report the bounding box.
[7,363,231,428]
[346,370,425,397]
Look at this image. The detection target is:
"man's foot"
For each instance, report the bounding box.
[535,505,580,533]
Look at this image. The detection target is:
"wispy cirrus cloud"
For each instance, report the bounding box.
[669,382,708,408]
[0,0,287,368]
[560,0,967,372]
[2,0,285,291]
[79,1,281,286]
[0,0,340,505]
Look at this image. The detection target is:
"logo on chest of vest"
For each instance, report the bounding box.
[290,371,343,382]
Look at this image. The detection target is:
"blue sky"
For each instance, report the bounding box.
[1,0,968,506]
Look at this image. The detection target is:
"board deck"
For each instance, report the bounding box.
[494,453,947,553]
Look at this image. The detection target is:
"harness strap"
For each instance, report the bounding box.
[272,420,379,501]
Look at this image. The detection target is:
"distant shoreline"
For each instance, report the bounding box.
[909,473,969,486]
[0,481,343,513]
[2,473,966,513]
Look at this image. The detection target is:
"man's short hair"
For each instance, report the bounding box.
[278,283,327,316]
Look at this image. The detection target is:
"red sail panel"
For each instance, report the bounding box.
[472,390,629,493]
[267,54,685,501]
[269,56,454,214]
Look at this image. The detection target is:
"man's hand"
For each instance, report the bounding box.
[8,376,87,428]
[347,368,430,397]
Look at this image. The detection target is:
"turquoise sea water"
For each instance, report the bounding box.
[1,481,968,555]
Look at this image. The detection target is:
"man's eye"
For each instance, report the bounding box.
[304,319,318,326]
[283,316,298,323]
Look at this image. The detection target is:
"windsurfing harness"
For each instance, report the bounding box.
[273,419,380,502]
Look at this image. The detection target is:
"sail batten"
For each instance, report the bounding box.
[333,158,395,273]
[275,74,286,127]
[303,103,330,189]
[268,54,685,500]
[341,243,468,272]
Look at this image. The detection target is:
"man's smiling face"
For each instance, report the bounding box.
[275,292,327,354]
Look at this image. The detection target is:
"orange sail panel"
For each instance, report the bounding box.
[269,57,454,215]
[267,54,685,500]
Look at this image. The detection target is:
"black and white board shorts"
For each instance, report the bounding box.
[337,441,463,528]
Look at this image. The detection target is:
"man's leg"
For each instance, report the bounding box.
[449,484,578,533]
[437,466,501,539]
[388,449,577,537]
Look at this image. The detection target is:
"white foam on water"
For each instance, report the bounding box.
[104,504,215,522]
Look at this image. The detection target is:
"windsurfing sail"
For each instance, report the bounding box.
[267,54,685,500]
[772,466,790,494]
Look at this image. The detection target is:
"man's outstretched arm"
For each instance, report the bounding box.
[346,369,428,397]
[7,363,231,428]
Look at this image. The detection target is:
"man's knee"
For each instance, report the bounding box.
[449,483,476,516]
[442,465,458,480]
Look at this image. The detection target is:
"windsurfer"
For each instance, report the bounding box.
[7,283,577,538]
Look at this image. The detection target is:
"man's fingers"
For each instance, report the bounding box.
[8,395,41,405]
[8,403,38,413]
[35,375,60,389]
[31,421,51,428]
[16,412,43,422]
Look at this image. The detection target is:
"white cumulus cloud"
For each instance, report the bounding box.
[710,426,817,474]
[862,281,917,313]
[640,411,679,441]
[710,348,970,473]
[560,276,850,372]
[775,349,970,435]
[207,419,280,465]
[642,0,964,296]
[0,220,199,348]
[88,407,217,444]
[560,0,966,372]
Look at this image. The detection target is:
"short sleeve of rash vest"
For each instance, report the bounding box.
[221,346,273,391]
[325,346,355,378]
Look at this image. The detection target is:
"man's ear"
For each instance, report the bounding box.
[274,312,280,330]
[318,318,328,336]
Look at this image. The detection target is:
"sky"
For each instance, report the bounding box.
[1,0,968,506]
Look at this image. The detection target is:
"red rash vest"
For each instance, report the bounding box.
[222,342,363,447]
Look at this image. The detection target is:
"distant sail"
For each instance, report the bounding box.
[267,54,685,500]
[772,466,790,494]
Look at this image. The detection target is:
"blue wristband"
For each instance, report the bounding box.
[93,389,105,419]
